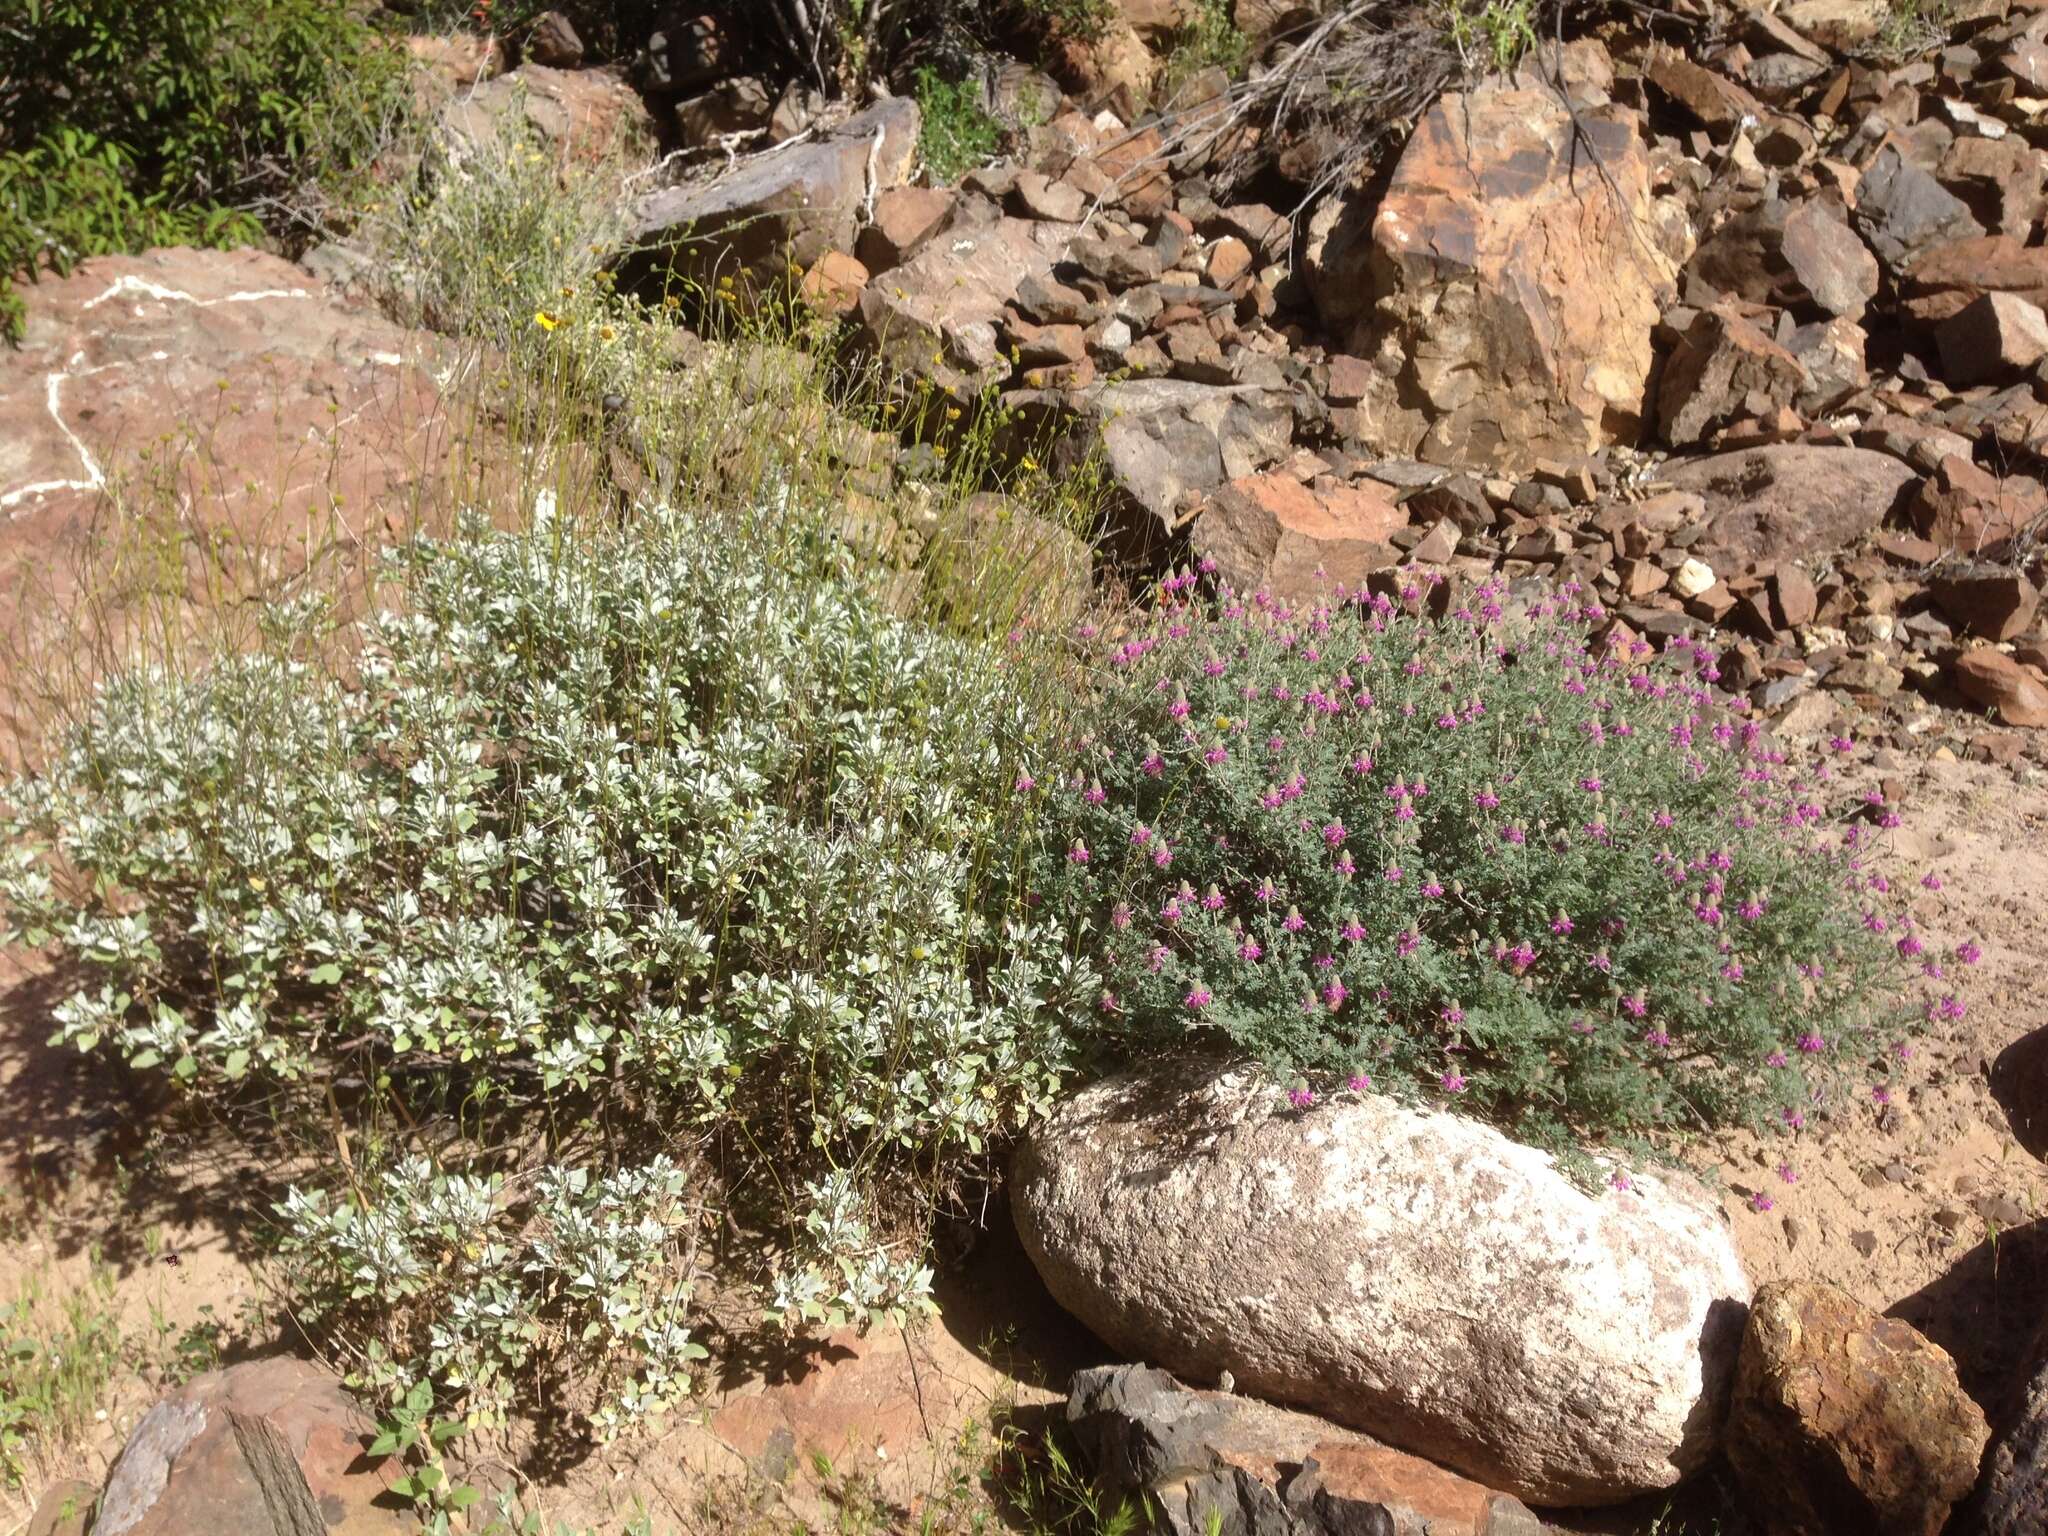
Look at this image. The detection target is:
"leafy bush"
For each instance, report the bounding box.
[0,0,410,340]
[1033,572,1965,1148]
[1436,0,1539,76]
[0,496,1095,1426]
[1158,0,1251,100]
[913,67,1003,182]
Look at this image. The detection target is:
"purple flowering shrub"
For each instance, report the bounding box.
[1032,573,1968,1144]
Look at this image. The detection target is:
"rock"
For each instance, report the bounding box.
[1011,170,1088,223]
[1930,567,2042,640]
[623,97,919,284]
[0,248,450,730]
[1974,1319,2048,1534]
[1937,292,2048,385]
[1657,306,1809,448]
[861,216,1074,399]
[1673,556,1718,599]
[1955,648,2048,726]
[1853,145,1986,276]
[25,1479,93,1536]
[798,250,869,319]
[1785,316,1868,414]
[1012,1059,1751,1507]
[96,1357,407,1535]
[435,63,651,180]
[1068,1364,1539,1536]
[1726,1281,1990,1536]
[1082,379,1296,551]
[1660,444,1917,567]
[1647,47,1766,129]
[857,185,955,275]
[675,75,774,148]
[1773,566,1820,628]
[1191,472,1406,599]
[525,9,584,67]
[1938,135,2046,237]
[1305,87,1677,473]
[1688,196,1877,320]
[406,30,504,99]
[1899,234,2048,326]
[1910,454,2045,555]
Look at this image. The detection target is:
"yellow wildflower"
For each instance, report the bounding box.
[534,310,559,331]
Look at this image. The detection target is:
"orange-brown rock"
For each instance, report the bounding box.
[1191,472,1405,600]
[1727,1280,1991,1536]
[1657,306,1810,448]
[1956,649,2048,727]
[96,1358,408,1536]
[1304,86,1678,473]
[1910,454,2045,555]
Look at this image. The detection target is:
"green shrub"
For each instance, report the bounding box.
[0,496,1096,1426]
[913,67,1002,182]
[1436,0,1539,76]
[1033,573,1965,1150]
[1158,0,1250,100]
[0,0,411,340]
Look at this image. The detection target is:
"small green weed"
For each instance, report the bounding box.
[913,67,1002,182]
[1158,0,1251,101]
[0,1261,124,1491]
[1438,0,1539,76]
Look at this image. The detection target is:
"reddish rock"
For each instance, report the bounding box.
[1657,307,1810,448]
[1910,454,2044,555]
[1937,291,2048,385]
[1900,234,2048,326]
[1011,169,1088,223]
[1930,567,2043,641]
[711,1327,959,1472]
[437,62,651,178]
[1647,47,1765,129]
[1660,444,1916,567]
[1772,565,1819,629]
[798,250,869,318]
[1938,134,2047,238]
[857,185,955,273]
[1206,234,1253,287]
[1192,471,1406,600]
[1976,1318,2048,1533]
[860,216,1072,398]
[96,1358,407,1536]
[1304,87,1676,472]
[1727,1281,1990,1536]
[1955,648,2048,727]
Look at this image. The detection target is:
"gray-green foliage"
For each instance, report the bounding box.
[0,494,1096,1427]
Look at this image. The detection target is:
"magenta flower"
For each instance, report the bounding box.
[1013,772,1036,794]
[1068,841,1090,865]
[1957,940,1982,965]
[1778,1164,1798,1184]
[1347,1072,1372,1092]
[1439,1071,1468,1093]
[1286,1086,1315,1110]
[1749,1192,1775,1213]
[1282,906,1306,933]
[1322,820,1348,847]
[1796,1032,1825,1053]
[1184,986,1213,1011]
[1341,916,1366,942]
[1609,1172,1632,1193]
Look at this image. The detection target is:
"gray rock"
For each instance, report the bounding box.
[1660,444,1918,567]
[622,97,918,283]
[1014,1059,1751,1508]
[1854,145,1986,276]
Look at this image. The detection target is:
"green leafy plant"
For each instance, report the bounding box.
[0,0,411,340]
[1033,573,1967,1151]
[913,67,1003,182]
[1158,0,1251,100]
[0,1262,125,1491]
[368,1377,483,1535]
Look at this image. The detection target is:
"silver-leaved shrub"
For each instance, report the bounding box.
[1033,571,1971,1149]
[0,495,1096,1427]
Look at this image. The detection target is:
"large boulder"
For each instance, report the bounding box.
[621,97,919,285]
[1658,444,1918,569]
[1725,1281,1989,1536]
[1012,1059,1751,1507]
[96,1357,407,1535]
[0,248,451,736]
[1304,87,1680,473]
